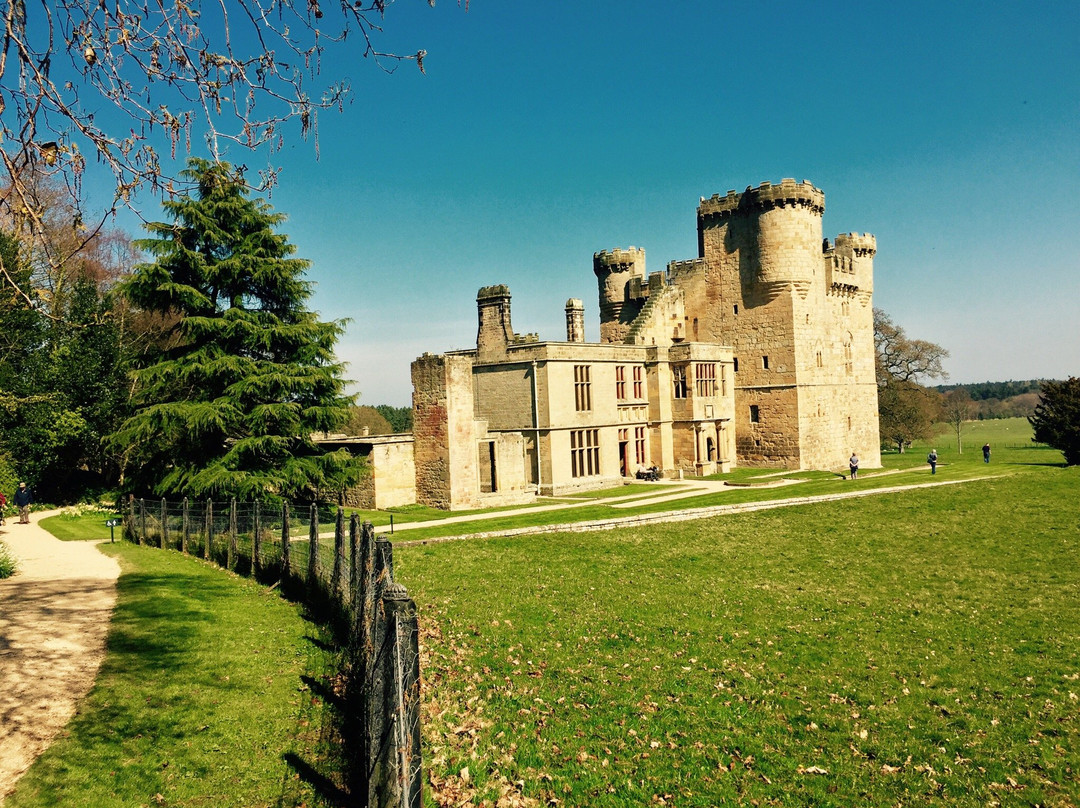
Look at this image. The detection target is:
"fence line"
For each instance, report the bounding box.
[126,496,422,808]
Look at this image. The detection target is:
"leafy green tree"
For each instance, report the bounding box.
[113,159,361,501]
[0,235,133,500]
[874,309,949,453]
[1029,377,1080,465]
[344,406,394,436]
[878,379,942,454]
[0,230,42,393]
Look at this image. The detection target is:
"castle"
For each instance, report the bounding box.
[328,180,881,511]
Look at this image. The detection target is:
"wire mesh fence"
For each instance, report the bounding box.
[126,497,422,808]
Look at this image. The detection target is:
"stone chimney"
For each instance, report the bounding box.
[476,285,513,363]
[565,298,585,343]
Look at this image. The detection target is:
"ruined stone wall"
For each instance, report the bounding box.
[369,441,417,509]
[411,353,480,510]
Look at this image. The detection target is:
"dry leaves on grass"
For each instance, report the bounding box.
[421,611,542,808]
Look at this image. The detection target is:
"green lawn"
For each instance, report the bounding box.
[14,418,1076,807]
[7,543,344,808]
[399,448,1080,806]
[37,508,124,541]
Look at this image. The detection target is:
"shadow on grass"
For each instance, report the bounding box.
[283,752,350,806]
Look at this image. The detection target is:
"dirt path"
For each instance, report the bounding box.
[0,510,120,802]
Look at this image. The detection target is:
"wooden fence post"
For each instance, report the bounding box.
[331,506,345,600]
[125,494,136,543]
[138,498,146,546]
[281,501,291,580]
[349,514,361,615]
[182,497,190,554]
[204,499,214,561]
[252,501,262,574]
[307,503,319,591]
[160,498,168,549]
[228,498,238,570]
[355,520,377,804]
[382,582,423,808]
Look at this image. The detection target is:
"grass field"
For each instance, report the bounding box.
[376,418,1056,544]
[37,508,124,542]
[397,422,1079,807]
[7,543,343,808]
[12,418,1077,807]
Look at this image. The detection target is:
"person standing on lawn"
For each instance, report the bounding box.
[13,482,33,524]
[983,443,991,463]
[849,452,859,480]
[927,449,938,475]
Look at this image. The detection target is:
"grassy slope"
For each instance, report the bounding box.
[7,544,341,808]
[401,437,1080,805]
[37,509,123,541]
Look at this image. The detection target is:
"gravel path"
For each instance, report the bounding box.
[0,510,120,802]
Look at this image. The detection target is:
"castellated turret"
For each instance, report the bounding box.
[697,179,825,303]
[594,247,646,343]
[830,233,876,301]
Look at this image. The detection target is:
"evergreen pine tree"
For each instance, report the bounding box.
[1029,377,1080,466]
[113,159,361,500]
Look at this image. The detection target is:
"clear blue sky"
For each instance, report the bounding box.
[137,1,1080,406]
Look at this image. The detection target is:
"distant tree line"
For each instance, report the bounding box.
[933,380,1046,420]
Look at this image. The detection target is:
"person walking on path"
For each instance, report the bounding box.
[13,482,33,524]
[983,443,991,463]
[927,449,938,475]
[849,452,860,480]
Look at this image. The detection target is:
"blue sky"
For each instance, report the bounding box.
[128,1,1080,406]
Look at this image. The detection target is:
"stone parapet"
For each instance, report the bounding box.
[834,232,877,257]
[698,179,825,225]
[593,247,646,273]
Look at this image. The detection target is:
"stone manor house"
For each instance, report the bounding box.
[325,179,881,511]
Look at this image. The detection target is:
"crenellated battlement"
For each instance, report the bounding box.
[593,247,646,273]
[697,179,825,224]
[477,284,511,302]
[834,232,877,257]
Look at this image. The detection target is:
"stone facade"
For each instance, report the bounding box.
[408,283,735,508]
[346,180,880,511]
[319,434,416,510]
[597,179,880,470]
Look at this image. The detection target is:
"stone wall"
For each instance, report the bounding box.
[411,353,480,510]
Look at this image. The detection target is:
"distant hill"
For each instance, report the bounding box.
[933,380,1051,419]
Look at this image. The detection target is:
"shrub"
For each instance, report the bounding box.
[0,541,16,579]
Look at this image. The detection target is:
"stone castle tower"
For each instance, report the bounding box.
[596,179,881,470]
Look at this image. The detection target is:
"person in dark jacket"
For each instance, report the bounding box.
[13,482,33,524]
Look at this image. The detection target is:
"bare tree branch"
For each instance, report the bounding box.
[1,0,444,303]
